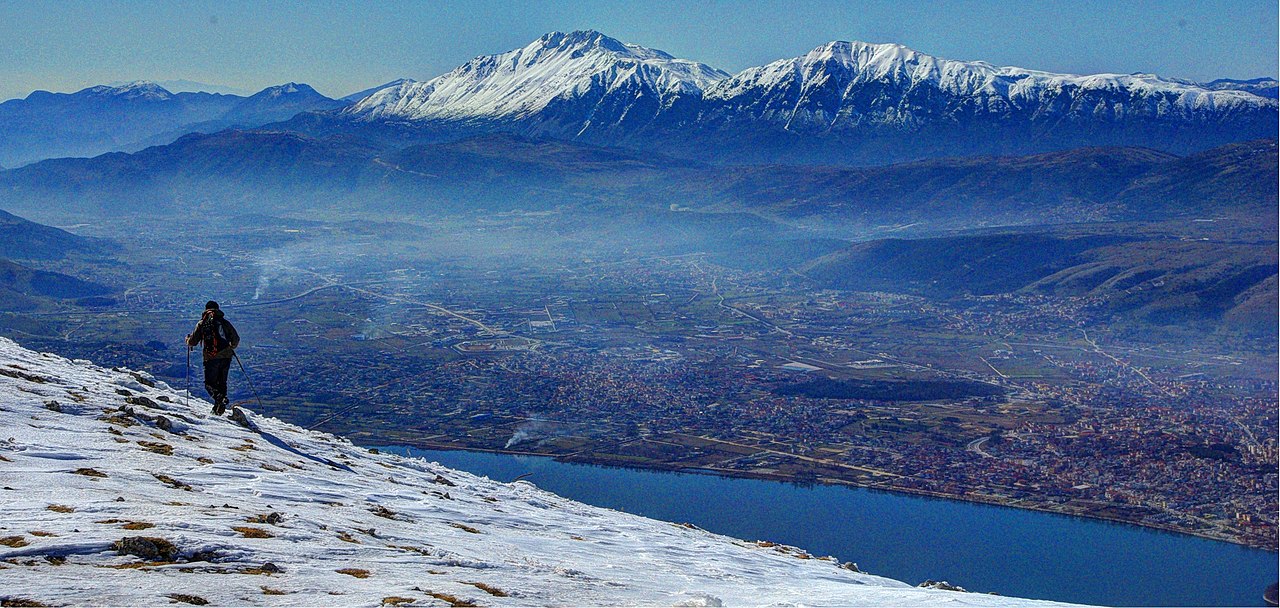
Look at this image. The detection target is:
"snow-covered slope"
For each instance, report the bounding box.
[343,30,727,137]
[0,337,1084,606]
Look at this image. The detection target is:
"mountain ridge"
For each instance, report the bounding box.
[299,32,1278,164]
[0,81,348,168]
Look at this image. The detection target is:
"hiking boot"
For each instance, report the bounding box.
[212,397,228,416]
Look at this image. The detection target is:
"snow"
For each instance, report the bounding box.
[343,30,728,123]
[83,81,174,101]
[0,336,1085,606]
[703,40,1275,130]
[342,31,1273,136]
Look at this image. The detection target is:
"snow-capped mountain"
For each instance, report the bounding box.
[222,82,348,124]
[341,78,414,103]
[698,40,1273,131]
[0,337,1084,606]
[313,33,1276,164]
[84,80,176,101]
[342,30,728,138]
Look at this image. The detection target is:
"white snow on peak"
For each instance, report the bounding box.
[0,336,1085,607]
[344,30,729,122]
[705,39,1276,121]
[256,83,309,98]
[85,80,174,101]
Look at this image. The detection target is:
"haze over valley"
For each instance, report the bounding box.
[0,22,1276,606]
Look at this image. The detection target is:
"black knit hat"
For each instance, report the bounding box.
[205,300,219,310]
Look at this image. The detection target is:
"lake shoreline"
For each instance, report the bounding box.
[374,438,1276,553]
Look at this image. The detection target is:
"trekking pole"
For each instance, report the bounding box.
[185,345,192,408]
[232,352,266,410]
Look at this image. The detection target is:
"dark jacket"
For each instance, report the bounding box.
[187,309,240,362]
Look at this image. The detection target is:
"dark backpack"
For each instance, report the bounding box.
[199,310,231,356]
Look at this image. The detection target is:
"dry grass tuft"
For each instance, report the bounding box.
[166,593,209,605]
[230,443,256,452]
[261,587,289,596]
[232,526,273,539]
[72,467,108,478]
[122,522,155,530]
[101,561,178,569]
[45,504,74,513]
[422,591,476,607]
[336,568,371,579]
[392,545,432,556]
[466,582,508,597]
[381,598,416,606]
[336,531,360,544]
[0,598,52,607]
[449,523,481,534]
[245,512,283,525]
[27,531,57,538]
[136,441,174,456]
[0,536,29,548]
[152,473,193,491]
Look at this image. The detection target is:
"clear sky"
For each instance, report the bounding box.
[2,0,1276,101]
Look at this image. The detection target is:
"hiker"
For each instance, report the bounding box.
[186,301,240,415]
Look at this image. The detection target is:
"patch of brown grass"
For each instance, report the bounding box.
[370,505,408,520]
[72,467,107,478]
[261,587,288,595]
[381,598,416,606]
[449,523,481,534]
[466,582,508,597]
[122,522,154,531]
[0,536,29,548]
[196,457,214,464]
[422,591,476,607]
[99,414,137,427]
[166,593,209,605]
[336,531,360,544]
[101,561,178,569]
[46,504,74,513]
[336,568,370,578]
[229,444,256,452]
[27,531,56,538]
[1,598,51,607]
[245,513,283,525]
[232,526,273,539]
[152,473,192,491]
[392,545,432,556]
[136,441,174,456]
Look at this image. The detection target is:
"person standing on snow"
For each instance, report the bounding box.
[186,300,240,415]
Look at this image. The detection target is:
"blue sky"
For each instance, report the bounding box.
[2,0,1276,101]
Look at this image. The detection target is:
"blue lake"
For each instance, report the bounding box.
[379,446,1277,607]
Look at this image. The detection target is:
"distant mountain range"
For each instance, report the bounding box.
[2,128,1273,231]
[0,81,346,168]
[288,30,1277,164]
[2,31,1275,168]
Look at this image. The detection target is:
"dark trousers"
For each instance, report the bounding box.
[203,357,232,404]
